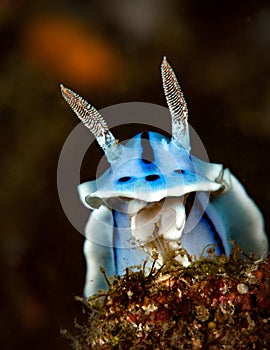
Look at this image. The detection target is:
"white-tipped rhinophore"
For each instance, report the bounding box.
[161,57,190,152]
[60,84,120,161]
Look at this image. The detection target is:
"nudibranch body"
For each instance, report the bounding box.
[61,58,268,297]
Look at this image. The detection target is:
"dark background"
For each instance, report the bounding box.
[1,1,270,349]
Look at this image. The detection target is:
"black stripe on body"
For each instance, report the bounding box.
[112,210,119,275]
[140,132,155,164]
[185,192,226,255]
[202,211,226,255]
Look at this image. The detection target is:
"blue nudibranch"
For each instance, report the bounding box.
[61,57,268,297]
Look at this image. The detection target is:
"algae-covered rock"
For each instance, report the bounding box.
[63,246,270,349]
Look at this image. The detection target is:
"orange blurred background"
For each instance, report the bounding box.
[23,16,123,90]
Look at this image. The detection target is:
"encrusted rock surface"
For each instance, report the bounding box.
[63,247,270,349]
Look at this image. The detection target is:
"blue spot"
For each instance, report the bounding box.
[145,174,160,181]
[174,169,185,174]
[118,176,132,183]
